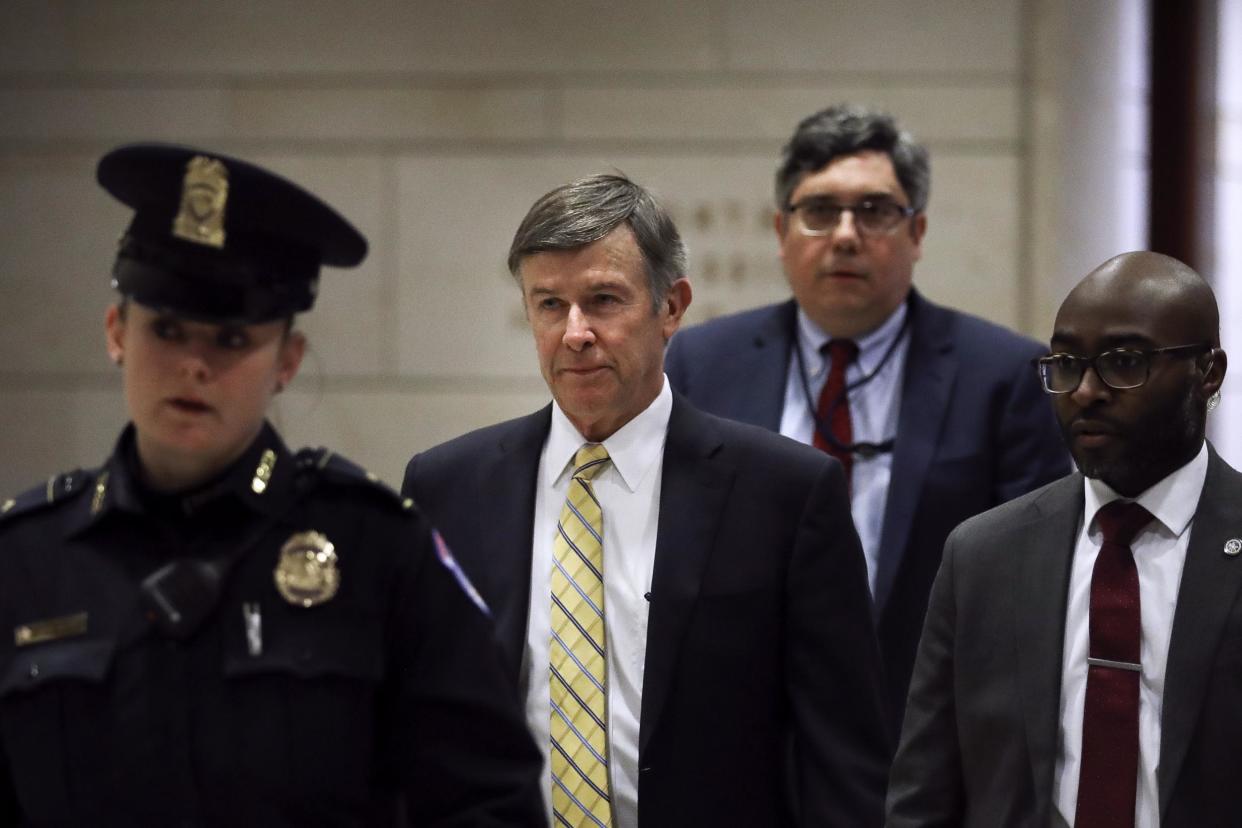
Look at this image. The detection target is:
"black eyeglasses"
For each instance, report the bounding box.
[785,196,916,237]
[1033,344,1211,394]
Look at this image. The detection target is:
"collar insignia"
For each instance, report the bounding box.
[251,449,277,495]
[90,471,110,515]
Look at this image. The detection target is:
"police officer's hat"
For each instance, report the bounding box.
[97,142,368,323]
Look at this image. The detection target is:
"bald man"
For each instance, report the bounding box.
[886,252,1238,828]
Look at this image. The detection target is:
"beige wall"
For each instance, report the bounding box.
[0,0,1133,494]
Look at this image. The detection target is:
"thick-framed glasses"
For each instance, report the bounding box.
[1033,344,1211,394]
[785,196,916,237]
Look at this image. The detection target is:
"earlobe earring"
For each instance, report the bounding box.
[1207,391,1221,412]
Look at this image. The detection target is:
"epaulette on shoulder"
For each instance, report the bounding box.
[294,447,416,514]
[0,468,93,526]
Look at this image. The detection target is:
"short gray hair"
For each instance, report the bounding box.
[508,173,686,310]
[775,103,930,213]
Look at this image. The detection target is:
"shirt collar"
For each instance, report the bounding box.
[545,376,673,494]
[795,297,909,378]
[1082,441,1209,540]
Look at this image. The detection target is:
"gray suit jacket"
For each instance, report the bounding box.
[886,445,1242,827]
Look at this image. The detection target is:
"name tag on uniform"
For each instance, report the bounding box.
[14,612,88,647]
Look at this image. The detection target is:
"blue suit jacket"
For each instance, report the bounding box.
[403,394,892,827]
[665,290,1070,727]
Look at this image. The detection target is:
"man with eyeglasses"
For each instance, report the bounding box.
[665,103,1069,730]
[887,251,1236,827]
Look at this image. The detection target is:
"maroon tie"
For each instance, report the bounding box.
[812,339,858,482]
[1075,500,1154,828]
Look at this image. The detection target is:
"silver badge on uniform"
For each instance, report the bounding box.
[274,531,339,608]
[1225,538,1242,557]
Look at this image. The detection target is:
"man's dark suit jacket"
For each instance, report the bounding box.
[664,289,1070,727]
[402,393,891,827]
[887,447,1242,827]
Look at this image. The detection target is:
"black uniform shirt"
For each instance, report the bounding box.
[0,424,543,826]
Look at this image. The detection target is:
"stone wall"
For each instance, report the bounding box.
[0,0,1141,491]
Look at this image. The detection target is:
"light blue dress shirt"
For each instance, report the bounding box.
[778,302,910,596]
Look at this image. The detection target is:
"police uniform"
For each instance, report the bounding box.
[0,144,543,825]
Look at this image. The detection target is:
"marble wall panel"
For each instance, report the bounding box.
[723,0,1021,75]
[915,154,1022,333]
[0,153,126,373]
[64,0,719,75]
[0,89,227,142]
[0,387,126,497]
[227,87,552,143]
[561,85,1018,146]
[0,2,71,74]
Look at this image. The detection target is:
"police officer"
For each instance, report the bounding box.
[0,144,544,825]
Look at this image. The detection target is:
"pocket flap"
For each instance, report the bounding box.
[223,634,382,681]
[0,638,116,698]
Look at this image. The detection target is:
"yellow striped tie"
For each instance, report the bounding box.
[550,443,614,828]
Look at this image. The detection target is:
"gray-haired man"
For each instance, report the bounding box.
[404,173,889,827]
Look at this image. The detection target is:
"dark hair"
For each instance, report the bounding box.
[775,103,930,212]
[507,173,686,310]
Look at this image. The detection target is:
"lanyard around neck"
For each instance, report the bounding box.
[792,311,909,459]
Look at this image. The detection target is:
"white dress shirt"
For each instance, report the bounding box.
[779,302,908,595]
[522,378,671,828]
[1053,442,1209,828]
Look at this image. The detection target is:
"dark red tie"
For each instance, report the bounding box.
[1075,500,1154,828]
[812,339,858,482]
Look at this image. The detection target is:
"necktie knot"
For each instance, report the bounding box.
[1095,500,1154,547]
[822,338,859,368]
[572,443,611,483]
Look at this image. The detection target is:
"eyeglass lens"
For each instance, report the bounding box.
[1043,350,1149,392]
[795,199,907,234]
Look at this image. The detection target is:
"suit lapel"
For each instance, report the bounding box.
[874,291,956,611]
[738,300,798,431]
[1012,477,1082,817]
[639,395,735,754]
[483,407,550,679]
[1158,449,1242,818]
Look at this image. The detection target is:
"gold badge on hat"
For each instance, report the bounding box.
[274,531,339,608]
[172,155,229,249]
